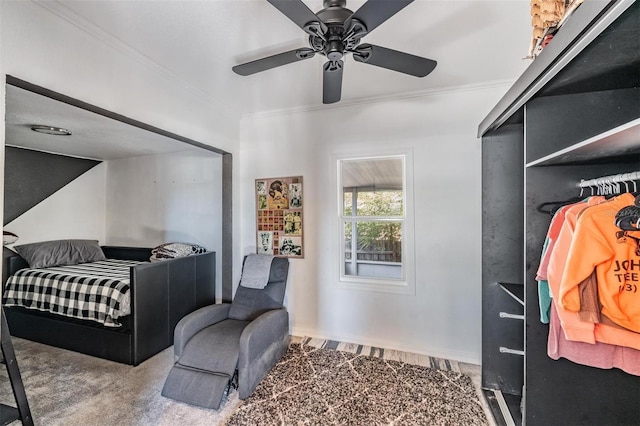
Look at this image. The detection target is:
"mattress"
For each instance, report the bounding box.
[3,259,145,327]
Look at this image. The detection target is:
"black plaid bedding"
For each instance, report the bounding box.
[3,259,145,327]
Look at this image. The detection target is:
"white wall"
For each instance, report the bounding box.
[1,0,240,291]
[239,84,510,364]
[106,151,223,299]
[5,163,107,245]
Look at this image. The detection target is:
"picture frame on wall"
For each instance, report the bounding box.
[255,176,303,258]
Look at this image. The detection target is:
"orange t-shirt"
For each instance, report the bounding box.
[547,198,602,343]
[560,193,640,332]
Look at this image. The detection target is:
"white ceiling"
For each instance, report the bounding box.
[52,0,534,116]
[5,0,534,159]
[5,85,208,160]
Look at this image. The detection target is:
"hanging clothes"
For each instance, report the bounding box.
[536,176,640,374]
[560,193,640,333]
[547,302,640,376]
[547,197,605,343]
[536,203,573,323]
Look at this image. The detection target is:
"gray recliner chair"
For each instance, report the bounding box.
[161,255,290,409]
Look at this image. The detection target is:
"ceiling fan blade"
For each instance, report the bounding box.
[266,0,327,35]
[352,44,436,77]
[323,60,344,104]
[346,0,413,35]
[233,48,315,76]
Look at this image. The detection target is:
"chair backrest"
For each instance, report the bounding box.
[228,256,289,321]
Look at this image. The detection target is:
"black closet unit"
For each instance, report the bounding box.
[478,1,640,425]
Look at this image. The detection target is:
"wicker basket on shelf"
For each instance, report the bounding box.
[528,0,584,58]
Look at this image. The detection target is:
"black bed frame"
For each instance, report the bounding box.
[2,246,216,366]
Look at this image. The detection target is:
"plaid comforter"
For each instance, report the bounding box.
[3,259,145,327]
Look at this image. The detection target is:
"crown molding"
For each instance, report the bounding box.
[240,79,517,120]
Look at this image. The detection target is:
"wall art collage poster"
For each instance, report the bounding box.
[255,176,303,258]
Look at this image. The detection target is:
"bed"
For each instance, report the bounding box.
[2,243,216,366]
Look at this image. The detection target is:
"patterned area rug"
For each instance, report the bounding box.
[225,343,488,425]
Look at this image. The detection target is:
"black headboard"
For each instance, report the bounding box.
[100,246,152,261]
[3,247,28,285]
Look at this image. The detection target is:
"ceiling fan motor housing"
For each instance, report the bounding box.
[323,0,346,8]
[326,25,348,60]
[311,2,364,62]
[317,0,352,25]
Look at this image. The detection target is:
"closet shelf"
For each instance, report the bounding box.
[498,282,525,306]
[526,118,640,167]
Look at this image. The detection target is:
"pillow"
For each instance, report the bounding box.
[228,257,289,321]
[3,231,18,246]
[13,239,106,269]
[239,254,275,289]
[150,242,206,262]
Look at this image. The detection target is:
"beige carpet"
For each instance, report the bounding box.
[0,338,241,425]
[0,337,488,425]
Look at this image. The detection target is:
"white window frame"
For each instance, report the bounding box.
[334,149,415,295]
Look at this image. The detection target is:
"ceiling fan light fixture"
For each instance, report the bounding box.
[30,125,72,136]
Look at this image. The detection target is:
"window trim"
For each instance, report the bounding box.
[334,149,416,295]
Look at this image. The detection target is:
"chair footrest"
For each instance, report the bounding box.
[161,365,230,409]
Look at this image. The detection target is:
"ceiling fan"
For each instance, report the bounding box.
[232,0,437,104]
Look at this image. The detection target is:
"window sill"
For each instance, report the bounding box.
[337,276,415,295]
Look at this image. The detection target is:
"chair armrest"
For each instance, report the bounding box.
[174,303,231,357]
[238,308,289,369]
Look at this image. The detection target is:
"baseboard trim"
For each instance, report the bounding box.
[291,327,480,365]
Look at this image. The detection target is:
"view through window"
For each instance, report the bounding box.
[339,155,405,281]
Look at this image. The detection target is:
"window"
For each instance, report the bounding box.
[338,154,413,289]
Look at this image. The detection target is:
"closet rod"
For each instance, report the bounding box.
[578,171,640,188]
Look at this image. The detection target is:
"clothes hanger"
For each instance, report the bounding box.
[614,177,640,230]
[536,178,596,216]
[604,178,620,199]
[536,177,603,216]
[616,205,640,222]
[536,196,585,216]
